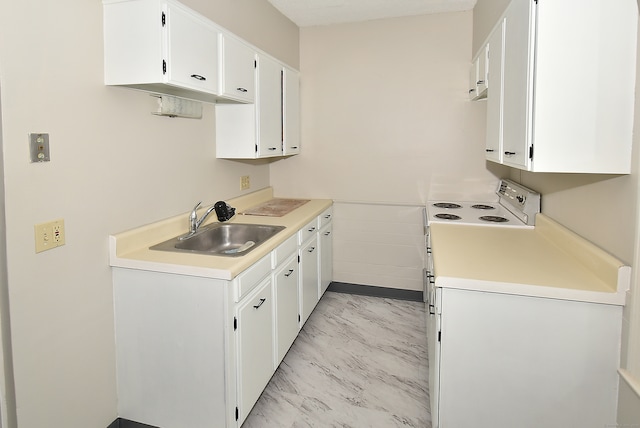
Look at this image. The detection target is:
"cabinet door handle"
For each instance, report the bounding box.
[308,246,316,253]
[190,74,206,81]
[236,87,248,93]
[429,304,435,315]
[284,269,294,277]
[253,298,266,309]
[485,149,495,152]
[268,147,278,151]
[323,231,331,236]
[504,151,516,156]
[324,214,331,219]
[308,227,316,232]
[476,80,484,85]
[290,146,299,149]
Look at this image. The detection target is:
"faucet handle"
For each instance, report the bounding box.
[189,201,202,230]
[214,201,236,222]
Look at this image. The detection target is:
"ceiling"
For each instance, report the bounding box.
[267,0,478,27]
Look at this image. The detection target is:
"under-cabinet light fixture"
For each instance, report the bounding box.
[152,94,203,119]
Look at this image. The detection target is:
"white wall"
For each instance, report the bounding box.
[0,0,298,426]
[271,11,500,203]
[270,12,503,290]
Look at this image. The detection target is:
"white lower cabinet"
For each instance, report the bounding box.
[113,205,333,428]
[273,255,299,366]
[431,287,623,428]
[113,269,230,428]
[235,276,274,423]
[299,235,319,327]
[319,223,332,298]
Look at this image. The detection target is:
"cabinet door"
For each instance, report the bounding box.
[319,224,332,298]
[477,46,488,96]
[256,54,284,157]
[165,3,219,94]
[485,19,505,163]
[236,277,274,423]
[274,256,299,367]
[283,67,301,156]
[468,61,478,100]
[220,34,256,102]
[501,0,534,168]
[299,235,319,327]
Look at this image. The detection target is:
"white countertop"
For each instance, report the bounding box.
[110,188,333,280]
[430,214,630,305]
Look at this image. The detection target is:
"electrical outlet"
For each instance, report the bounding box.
[35,219,65,253]
[240,175,250,191]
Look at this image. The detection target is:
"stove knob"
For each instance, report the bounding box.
[516,195,525,204]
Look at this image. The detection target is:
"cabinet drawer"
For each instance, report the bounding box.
[234,254,271,302]
[298,219,318,245]
[318,207,333,229]
[272,234,297,269]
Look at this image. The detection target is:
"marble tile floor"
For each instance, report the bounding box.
[242,291,431,428]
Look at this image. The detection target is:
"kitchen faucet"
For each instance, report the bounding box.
[179,201,236,240]
[179,201,217,240]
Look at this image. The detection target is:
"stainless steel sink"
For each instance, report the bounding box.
[150,223,286,257]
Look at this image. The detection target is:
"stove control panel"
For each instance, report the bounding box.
[497,179,541,226]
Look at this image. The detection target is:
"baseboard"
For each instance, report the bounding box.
[107,418,159,428]
[327,282,424,302]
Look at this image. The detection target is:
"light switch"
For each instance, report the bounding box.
[29,133,50,163]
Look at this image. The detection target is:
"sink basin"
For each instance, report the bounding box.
[150,223,286,257]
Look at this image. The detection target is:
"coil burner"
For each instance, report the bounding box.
[432,203,462,209]
[479,215,509,223]
[434,213,462,221]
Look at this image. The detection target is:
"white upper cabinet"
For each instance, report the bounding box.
[256,54,284,157]
[283,66,301,156]
[219,34,256,103]
[103,0,220,102]
[485,18,505,163]
[216,55,301,159]
[483,0,637,174]
[468,44,488,100]
[165,3,219,93]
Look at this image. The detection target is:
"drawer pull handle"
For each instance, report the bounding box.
[324,214,331,219]
[308,227,316,232]
[324,231,331,236]
[308,246,316,253]
[284,269,294,277]
[290,146,299,149]
[190,74,206,81]
[268,147,278,151]
[253,298,266,309]
[476,80,484,85]
[236,87,248,93]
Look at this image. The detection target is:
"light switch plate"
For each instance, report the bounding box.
[34,219,65,253]
[29,133,50,162]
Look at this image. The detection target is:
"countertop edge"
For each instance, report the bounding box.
[435,276,626,306]
[109,190,332,280]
